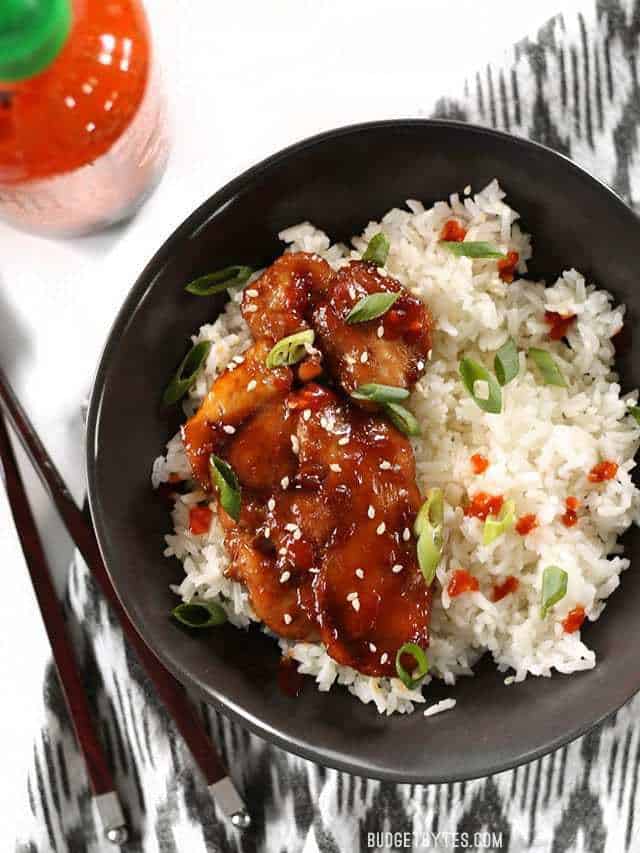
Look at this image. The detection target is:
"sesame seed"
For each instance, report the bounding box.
[392,564,403,574]
[244,304,258,313]
[330,463,342,473]
[352,598,361,612]
[403,527,411,541]
[338,436,349,446]
[247,379,257,391]
[380,460,392,470]
[380,653,389,665]
[355,568,365,579]
[369,642,377,653]
[246,288,259,297]
[309,568,319,574]
[417,360,425,370]
[279,571,291,583]
[268,498,276,511]
[464,184,471,195]
[279,547,287,556]
[285,523,297,532]
[367,505,376,519]
[290,435,300,455]
[360,351,369,364]
[377,325,385,338]
[283,613,292,625]
[281,476,290,490]
[376,522,386,535]
[320,416,329,430]
[293,528,302,540]
[303,409,312,421]
[346,592,358,602]
[223,425,236,434]
[233,355,245,364]
[263,527,271,539]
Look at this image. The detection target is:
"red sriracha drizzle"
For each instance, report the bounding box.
[588,461,618,483]
[189,505,213,535]
[440,219,467,242]
[492,576,519,602]
[562,606,586,634]
[497,251,519,283]
[515,513,538,536]
[464,492,504,521]
[470,454,489,474]
[448,569,479,597]
[544,311,576,341]
[561,496,580,527]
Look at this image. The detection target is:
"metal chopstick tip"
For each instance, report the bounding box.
[209,777,251,830]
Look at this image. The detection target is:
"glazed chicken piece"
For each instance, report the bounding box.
[185,370,432,675]
[312,260,432,399]
[241,251,333,342]
[181,338,293,489]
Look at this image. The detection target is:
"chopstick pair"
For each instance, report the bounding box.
[0,368,251,843]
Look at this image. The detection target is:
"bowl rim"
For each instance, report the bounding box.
[86,117,640,783]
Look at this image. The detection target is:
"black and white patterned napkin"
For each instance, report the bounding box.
[16,2,640,851]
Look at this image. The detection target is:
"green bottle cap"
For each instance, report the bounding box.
[0,0,72,82]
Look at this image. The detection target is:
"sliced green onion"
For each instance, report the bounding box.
[441,241,506,259]
[494,338,519,386]
[395,642,429,689]
[384,402,421,437]
[540,566,568,618]
[361,232,390,266]
[351,383,410,404]
[172,600,227,629]
[185,265,253,295]
[163,340,212,406]
[482,499,516,545]
[266,329,315,369]
[628,405,640,424]
[345,292,400,324]
[528,348,567,387]
[415,489,445,585]
[414,488,444,538]
[209,455,241,521]
[459,358,502,414]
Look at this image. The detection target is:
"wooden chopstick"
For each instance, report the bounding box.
[0,367,251,830]
[0,412,129,845]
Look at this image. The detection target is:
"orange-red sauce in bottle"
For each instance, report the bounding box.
[0,0,168,235]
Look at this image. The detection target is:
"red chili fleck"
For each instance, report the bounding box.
[544,311,577,341]
[470,453,489,475]
[286,536,315,571]
[440,219,467,242]
[562,606,586,634]
[382,297,425,343]
[492,576,519,602]
[497,250,519,283]
[588,461,618,483]
[515,513,538,536]
[189,505,213,535]
[561,496,581,528]
[447,568,480,597]
[464,492,504,521]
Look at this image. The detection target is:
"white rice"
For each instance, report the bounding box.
[153,179,640,715]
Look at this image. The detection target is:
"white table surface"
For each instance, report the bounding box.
[2,0,583,845]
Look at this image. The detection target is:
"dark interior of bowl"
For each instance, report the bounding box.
[87,120,640,783]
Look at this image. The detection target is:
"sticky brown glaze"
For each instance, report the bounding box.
[190,379,431,676]
[181,339,292,489]
[241,251,334,342]
[311,260,432,400]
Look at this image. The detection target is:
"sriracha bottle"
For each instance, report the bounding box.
[0,0,168,235]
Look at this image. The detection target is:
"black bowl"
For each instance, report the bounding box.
[87,119,640,783]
